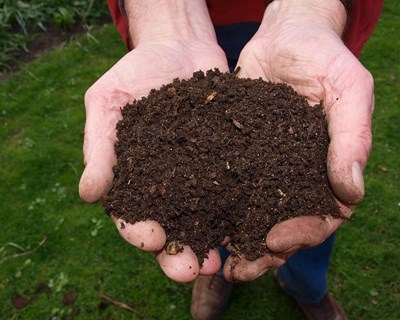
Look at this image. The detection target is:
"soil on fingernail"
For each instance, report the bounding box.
[102,69,342,265]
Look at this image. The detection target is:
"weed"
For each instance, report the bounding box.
[48,272,69,293]
[0,0,109,73]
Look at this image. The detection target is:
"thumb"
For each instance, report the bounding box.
[326,67,374,205]
[79,88,122,203]
[79,140,116,203]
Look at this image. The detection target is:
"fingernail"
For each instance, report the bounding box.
[352,161,365,202]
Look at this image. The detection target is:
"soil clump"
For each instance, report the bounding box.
[103,69,342,264]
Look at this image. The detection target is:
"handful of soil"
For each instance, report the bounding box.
[103,69,342,264]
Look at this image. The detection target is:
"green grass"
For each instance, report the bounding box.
[1,2,399,319]
[0,0,109,73]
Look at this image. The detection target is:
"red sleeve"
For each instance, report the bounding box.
[207,0,266,25]
[207,0,383,57]
[106,0,132,50]
[107,0,383,57]
[343,0,384,56]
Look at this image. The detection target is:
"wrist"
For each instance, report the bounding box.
[264,0,352,15]
[124,0,218,48]
[263,0,347,37]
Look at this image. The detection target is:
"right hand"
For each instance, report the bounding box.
[79,40,229,282]
[223,0,373,282]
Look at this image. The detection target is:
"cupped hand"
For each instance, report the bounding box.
[224,4,374,282]
[79,41,229,282]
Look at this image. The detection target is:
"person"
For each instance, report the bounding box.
[79,0,383,319]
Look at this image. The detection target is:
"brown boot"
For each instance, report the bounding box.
[191,275,233,320]
[297,293,348,320]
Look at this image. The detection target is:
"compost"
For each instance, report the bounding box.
[103,69,342,264]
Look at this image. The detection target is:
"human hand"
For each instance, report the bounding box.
[79,0,229,282]
[224,0,374,282]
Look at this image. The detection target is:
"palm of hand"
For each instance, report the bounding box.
[239,26,366,103]
[223,26,374,282]
[79,42,228,282]
[81,42,228,202]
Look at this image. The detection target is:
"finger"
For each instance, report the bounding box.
[115,219,166,252]
[79,146,116,203]
[224,253,286,283]
[326,62,374,204]
[266,213,348,253]
[221,236,231,246]
[199,249,222,276]
[79,84,127,203]
[156,246,200,282]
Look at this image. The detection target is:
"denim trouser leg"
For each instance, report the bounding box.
[274,233,336,304]
[216,246,231,276]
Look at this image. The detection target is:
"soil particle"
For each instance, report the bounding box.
[63,291,78,306]
[11,295,32,309]
[103,69,342,264]
[34,283,48,294]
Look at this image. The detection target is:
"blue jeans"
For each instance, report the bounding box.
[274,234,335,303]
[214,22,335,304]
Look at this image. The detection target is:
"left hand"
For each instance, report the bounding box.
[79,0,230,282]
[224,0,374,282]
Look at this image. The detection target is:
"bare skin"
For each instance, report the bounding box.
[224,0,374,281]
[79,0,374,283]
[79,0,228,282]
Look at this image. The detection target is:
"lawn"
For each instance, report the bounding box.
[0,2,399,319]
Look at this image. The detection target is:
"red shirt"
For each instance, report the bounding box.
[106,0,383,57]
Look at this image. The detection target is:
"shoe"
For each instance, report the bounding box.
[191,275,233,320]
[273,270,347,320]
[297,293,348,320]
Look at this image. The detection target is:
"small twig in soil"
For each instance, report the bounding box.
[232,119,244,130]
[1,236,47,264]
[99,291,146,319]
[233,66,241,76]
[205,91,217,104]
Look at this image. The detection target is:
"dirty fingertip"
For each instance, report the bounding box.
[199,249,222,275]
[224,254,284,282]
[115,219,166,252]
[157,246,200,282]
[351,161,365,203]
[79,162,114,203]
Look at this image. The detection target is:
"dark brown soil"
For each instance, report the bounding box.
[103,69,342,264]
